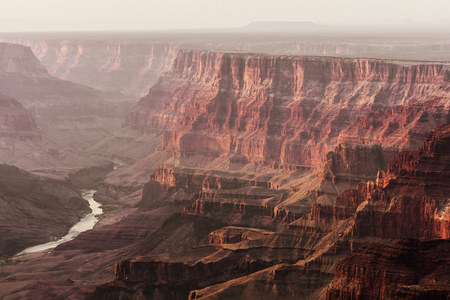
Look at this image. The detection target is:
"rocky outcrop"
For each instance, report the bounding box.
[327,239,450,300]
[339,100,450,150]
[209,226,273,244]
[173,124,450,300]
[321,142,394,183]
[126,50,450,169]
[0,42,50,79]
[139,165,301,229]
[91,219,330,300]
[186,198,299,230]
[140,165,279,206]
[0,41,130,121]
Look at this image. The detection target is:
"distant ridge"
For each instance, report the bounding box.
[241,21,324,32]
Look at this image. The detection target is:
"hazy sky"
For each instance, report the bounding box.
[0,0,449,32]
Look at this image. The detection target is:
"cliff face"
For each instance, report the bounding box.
[126,50,450,168]
[0,42,128,114]
[139,165,297,229]
[321,142,395,183]
[313,124,450,240]
[340,100,450,150]
[208,226,273,244]
[92,219,333,300]
[327,239,450,300]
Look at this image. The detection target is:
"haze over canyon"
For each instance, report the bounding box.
[0,21,449,300]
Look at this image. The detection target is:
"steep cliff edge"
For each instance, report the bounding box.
[126,50,450,169]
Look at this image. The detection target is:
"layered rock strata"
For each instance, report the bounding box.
[94,123,450,299]
[327,239,450,300]
[208,226,274,244]
[127,50,450,169]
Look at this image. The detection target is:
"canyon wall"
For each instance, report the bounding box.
[126,50,450,169]
[0,42,130,118]
[327,239,450,300]
[0,38,179,98]
[93,123,450,299]
[313,123,450,240]
[3,34,450,101]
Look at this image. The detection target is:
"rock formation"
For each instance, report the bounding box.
[126,50,450,170]
[89,123,450,299]
[314,123,450,240]
[327,239,450,300]
[0,40,449,300]
[3,32,450,101]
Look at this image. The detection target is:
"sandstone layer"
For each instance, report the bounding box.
[127,50,450,170]
[3,32,450,102]
[327,238,450,300]
[91,123,450,299]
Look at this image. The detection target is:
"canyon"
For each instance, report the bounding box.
[94,117,450,300]
[0,41,134,175]
[3,29,450,99]
[0,29,448,300]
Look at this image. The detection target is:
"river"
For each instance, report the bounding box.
[16,190,102,256]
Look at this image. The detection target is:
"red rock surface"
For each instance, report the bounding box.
[310,124,450,241]
[321,142,395,183]
[1,43,449,300]
[126,50,450,169]
[208,226,274,244]
[90,123,450,300]
[327,239,450,300]
[4,32,450,101]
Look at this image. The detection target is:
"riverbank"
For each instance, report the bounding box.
[15,190,102,257]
